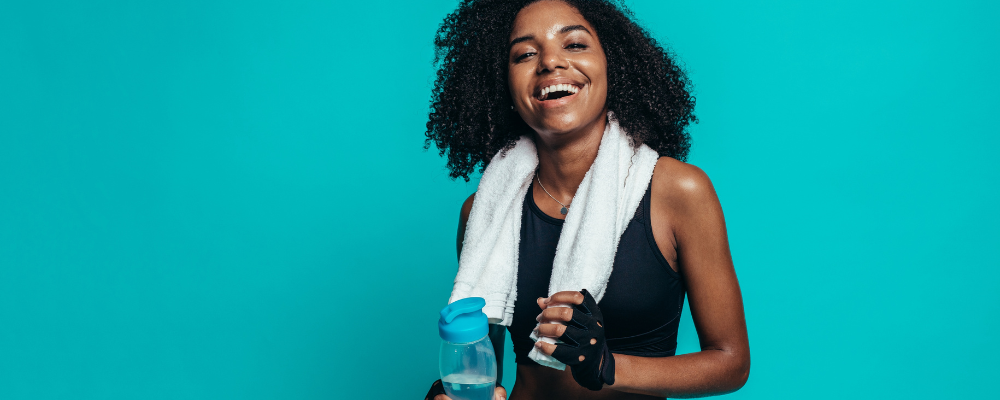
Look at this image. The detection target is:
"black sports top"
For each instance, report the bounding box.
[508,179,686,365]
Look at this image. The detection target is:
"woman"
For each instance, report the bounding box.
[425,1,749,399]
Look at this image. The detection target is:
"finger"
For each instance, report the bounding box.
[557,324,587,346]
[536,323,567,338]
[494,385,507,400]
[537,306,574,323]
[538,323,584,347]
[536,297,547,310]
[550,342,584,365]
[534,340,557,356]
[546,291,584,306]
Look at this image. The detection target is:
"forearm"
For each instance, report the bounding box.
[607,348,749,398]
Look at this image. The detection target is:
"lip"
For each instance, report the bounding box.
[532,78,585,109]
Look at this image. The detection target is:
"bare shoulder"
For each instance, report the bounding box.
[651,156,720,210]
[457,192,476,257]
[460,192,476,224]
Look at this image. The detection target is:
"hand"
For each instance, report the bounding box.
[533,289,615,391]
[425,379,507,400]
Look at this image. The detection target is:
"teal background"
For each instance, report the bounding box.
[1,0,997,398]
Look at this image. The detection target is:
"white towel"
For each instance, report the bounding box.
[449,112,660,369]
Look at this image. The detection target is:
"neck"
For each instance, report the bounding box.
[532,115,608,199]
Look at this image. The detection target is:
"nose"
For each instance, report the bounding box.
[536,48,568,74]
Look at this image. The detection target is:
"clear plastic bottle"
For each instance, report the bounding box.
[438,297,497,400]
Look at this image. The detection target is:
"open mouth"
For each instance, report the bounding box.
[537,83,580,101]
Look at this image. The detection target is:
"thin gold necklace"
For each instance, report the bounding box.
[535,170,570,215]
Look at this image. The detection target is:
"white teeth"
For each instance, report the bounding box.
[539,84,579,100]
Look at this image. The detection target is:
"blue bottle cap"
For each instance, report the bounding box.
[438,297,488,343]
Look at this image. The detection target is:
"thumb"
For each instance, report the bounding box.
[494,385,508,400]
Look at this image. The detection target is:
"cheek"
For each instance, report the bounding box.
[509,66,532,94]
[575,56,608,89]
[588,60,609,103]
[591,59,609,89]
[508,82,524,109]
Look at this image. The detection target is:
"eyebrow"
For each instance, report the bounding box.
[509,25,592,48]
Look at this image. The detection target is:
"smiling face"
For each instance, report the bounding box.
[508,0,608,140]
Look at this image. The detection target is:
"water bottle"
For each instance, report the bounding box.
[438,297,497,400]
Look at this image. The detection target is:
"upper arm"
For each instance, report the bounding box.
[655,158,749,366]
[457,192,476,260]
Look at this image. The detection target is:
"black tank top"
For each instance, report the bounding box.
[508,180,686,365]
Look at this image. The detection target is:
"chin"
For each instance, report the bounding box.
[533,111,599,136]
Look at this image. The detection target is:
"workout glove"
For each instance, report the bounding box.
[423,379,445,400]
[549,289,615,391]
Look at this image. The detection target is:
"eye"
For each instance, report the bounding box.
[514,52,536,62]
[566,43,588,50]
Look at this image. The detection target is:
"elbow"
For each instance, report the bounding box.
[710,346,749,395]
[708,362,749,397]
[726,351,751,393]
[733,363,750,391]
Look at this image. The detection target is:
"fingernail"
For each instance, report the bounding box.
[543,297,550,304]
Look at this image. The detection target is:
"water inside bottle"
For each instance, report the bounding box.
[441,373,494,400]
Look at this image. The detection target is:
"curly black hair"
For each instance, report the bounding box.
[425,0,697,181]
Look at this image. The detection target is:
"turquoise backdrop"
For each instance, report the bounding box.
[2,0,997,398]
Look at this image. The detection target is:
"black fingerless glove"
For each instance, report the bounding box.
[550,289,615,391]
[424,379,445,400]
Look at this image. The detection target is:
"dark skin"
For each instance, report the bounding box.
[441,2,749,399]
